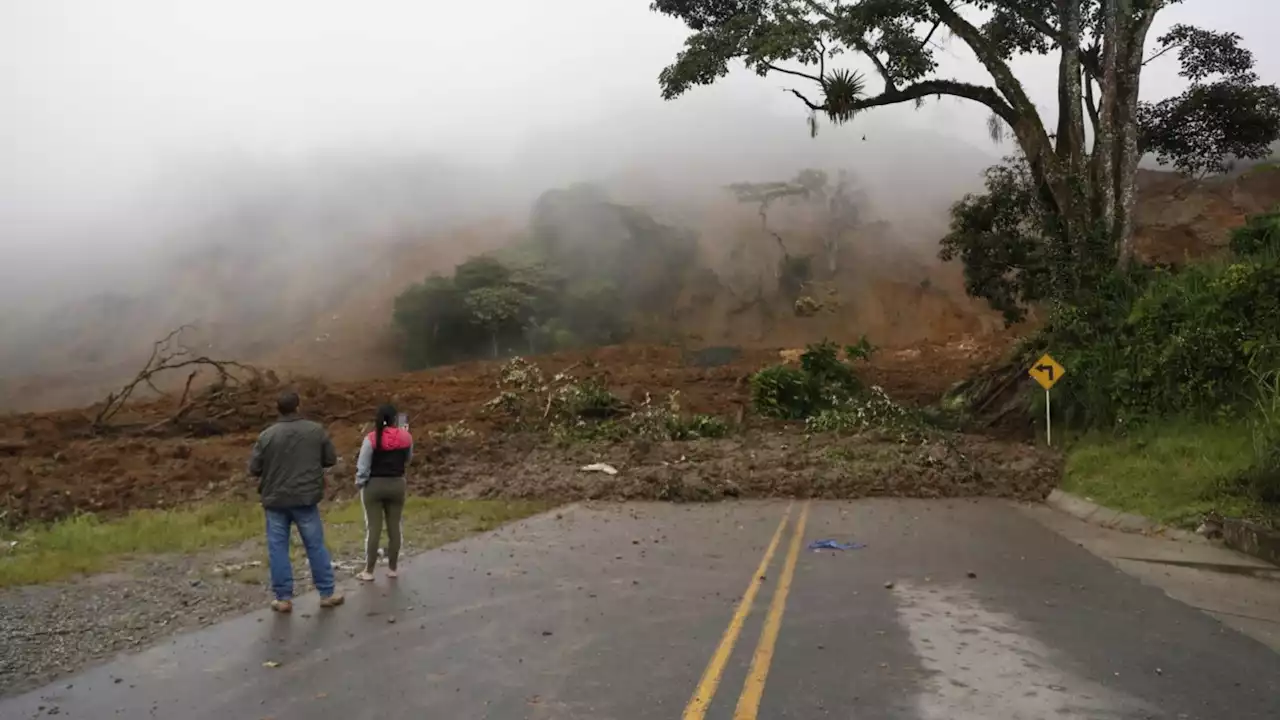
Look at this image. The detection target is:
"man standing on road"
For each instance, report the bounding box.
[248,390,345,613]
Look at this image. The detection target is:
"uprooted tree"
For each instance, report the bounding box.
[92,325,272,434]
[652,0,1280,320]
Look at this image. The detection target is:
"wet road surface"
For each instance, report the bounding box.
[3,499,1278,719]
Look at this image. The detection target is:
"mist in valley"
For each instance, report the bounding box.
[3,0,1274,412]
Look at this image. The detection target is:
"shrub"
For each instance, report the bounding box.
[1044,211,1280,427]
[751,340,868,419]
[1229,209,1280,258]
[750,365,813,419]
[1230,365,1280,503]
[748,338,917,434]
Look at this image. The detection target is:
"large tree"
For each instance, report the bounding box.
[651,0,1280,281]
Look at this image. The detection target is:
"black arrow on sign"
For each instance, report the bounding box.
[1035,364,1055,381]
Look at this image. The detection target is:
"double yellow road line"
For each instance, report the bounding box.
[682,501,811,720]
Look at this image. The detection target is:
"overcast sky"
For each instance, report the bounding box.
[1,0,1276,264]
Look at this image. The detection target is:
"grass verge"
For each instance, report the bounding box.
[0,497,551,588]
[1063,419,1278,528]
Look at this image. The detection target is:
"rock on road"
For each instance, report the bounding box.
[3,500,1278,719]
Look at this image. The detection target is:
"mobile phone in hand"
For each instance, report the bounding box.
[397,412,409,430]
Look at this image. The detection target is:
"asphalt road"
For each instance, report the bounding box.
[4,500,1278,719]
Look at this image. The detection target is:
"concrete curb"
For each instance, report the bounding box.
[1044,489,1205,544]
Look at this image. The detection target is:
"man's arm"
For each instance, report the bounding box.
[248,432,267,477]
[320,431,338,469]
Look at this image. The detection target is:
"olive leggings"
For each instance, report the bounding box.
[360,477,406,572]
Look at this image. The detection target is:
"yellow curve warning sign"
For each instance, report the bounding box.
[1028,353,1065,391]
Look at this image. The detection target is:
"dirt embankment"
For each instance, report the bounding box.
[1132,165,1280,264]
[0,337,1053,525]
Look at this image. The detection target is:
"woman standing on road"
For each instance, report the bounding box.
[355,403,413,582]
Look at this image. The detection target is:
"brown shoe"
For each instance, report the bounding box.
[271,599,293,613]
[319,593,345,608]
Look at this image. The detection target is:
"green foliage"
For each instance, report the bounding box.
[748,338,924,436]
[556,379,625,420]
[1044,210,1280,428]
[393,255,551,367]
[844,335,877,362]
[1139,25,1280,178]
[939,156,1115,325]
[394,184,695,369]
[749,365,812,419]
[1228,366,1280,504]
[750,339,873,419]
[677,414,731,440]
[1229,209,1280,258]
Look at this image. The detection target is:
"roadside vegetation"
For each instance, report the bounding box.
[647,1,1280,526]
[1050,213,1280,526]
[0,498,548,588]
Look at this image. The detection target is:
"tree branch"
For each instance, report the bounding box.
[918,19,943,51]
[850,37,897,91]
[787,87,826,111]
[925,0,1053,153]
[1142,42,1179,66]
[1083,73,1101,134]
[1007,7,1062,42]
[765,63,824,83]
[791,78,1019,126]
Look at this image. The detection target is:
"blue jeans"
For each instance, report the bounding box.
[264,505,336,600]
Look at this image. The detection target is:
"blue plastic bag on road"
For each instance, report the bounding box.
[807,539,865,551]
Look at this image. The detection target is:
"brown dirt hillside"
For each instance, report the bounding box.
[1132,165,1280,264]
[1,165,1276,417]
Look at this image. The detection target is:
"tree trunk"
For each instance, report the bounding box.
[1111,6,1156,268]
[491,330,499,359]
[1090,0,1120,245]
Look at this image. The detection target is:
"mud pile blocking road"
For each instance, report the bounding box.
[411,431,1058,503]
[0,336,1050,524]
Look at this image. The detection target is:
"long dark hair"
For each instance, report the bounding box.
[374,403,398,450]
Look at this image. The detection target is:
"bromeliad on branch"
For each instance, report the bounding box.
[651,0,1280,281]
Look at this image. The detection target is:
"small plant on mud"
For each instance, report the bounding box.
[804,386,916,435]
[676,414,731,440]
[485,358,728,441]
[622,392,730,441]
[430,420,477,441]
[844,335,877,362]
[554,379,624,420]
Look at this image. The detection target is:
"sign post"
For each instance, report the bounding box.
[1027,353,1066,446]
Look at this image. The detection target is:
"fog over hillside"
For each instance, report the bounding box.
[4,0,1273,412]
[0,88,1002,388]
